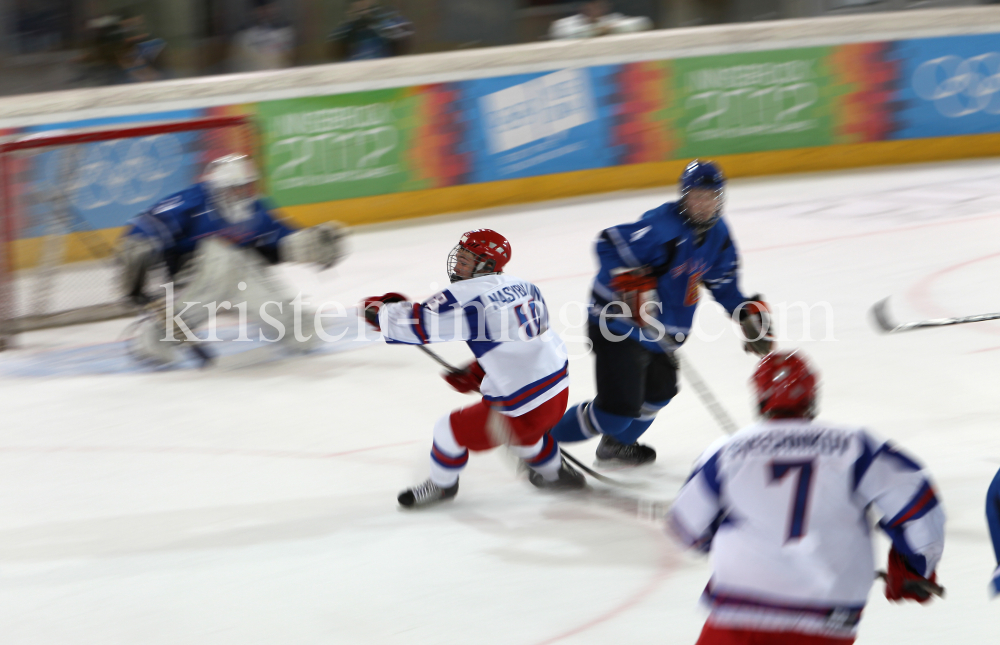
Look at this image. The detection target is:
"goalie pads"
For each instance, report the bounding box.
[117,235,160,304]
[279,222,347,268]
[128,237,321,365]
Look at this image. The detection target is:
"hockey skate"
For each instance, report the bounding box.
[595,434,656,466]
[397,478,459,508]
[528,458,586,490]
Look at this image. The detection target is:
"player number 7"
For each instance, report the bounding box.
[769,460,815,542]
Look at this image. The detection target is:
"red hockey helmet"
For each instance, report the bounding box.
[447,229,512,283]
[751,351,818,419]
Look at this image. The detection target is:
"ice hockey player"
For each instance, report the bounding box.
[361,229,585,508]
[988,468,1000,596]
[117,154,346,364]
[548,160,773,465]
[667,351,945,645]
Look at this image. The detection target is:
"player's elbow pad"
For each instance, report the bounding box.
[279,222,348,268]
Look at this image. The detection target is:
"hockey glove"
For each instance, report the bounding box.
[361,292,408,330]
[609,266,658,327]
[883,546,942,603]
[443,361,486,394]
[738,295,774,357]
[279,222,347,268]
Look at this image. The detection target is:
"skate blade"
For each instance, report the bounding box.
[593,458,657,470]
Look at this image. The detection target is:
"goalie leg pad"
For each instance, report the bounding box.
[182,238,320,351]
[170,237,246,332]
[116,235,159,304]
[128,316,180,365]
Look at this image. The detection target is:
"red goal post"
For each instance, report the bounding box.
[0,114,255,349]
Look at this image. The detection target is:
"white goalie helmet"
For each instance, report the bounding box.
[204,154,260,223]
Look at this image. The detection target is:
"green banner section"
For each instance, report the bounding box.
[671,48,838,157]
[256,89,421,207]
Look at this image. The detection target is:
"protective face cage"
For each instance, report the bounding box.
[679,185,725,234]
[446,244,496,283]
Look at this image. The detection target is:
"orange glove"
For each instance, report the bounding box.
[609,267,657,327]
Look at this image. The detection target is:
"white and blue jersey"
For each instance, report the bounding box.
[121,182,296,276]
[590,201,746,352]
[667,419,945,639]
[380,274,568,417]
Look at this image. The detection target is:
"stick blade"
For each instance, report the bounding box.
[869,298,900,333]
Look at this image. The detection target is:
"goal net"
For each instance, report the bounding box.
[0,115,254,348]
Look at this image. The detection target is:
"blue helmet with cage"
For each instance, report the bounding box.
[679,159,725,233]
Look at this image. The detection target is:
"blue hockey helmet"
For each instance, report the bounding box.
[679,160,725,233]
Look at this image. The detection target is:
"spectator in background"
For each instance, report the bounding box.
[74,12,165,86]
[74,15,128,85]
[549,0,652,40]
[328,0,413,62]
[230,0,295,72]
[119,11,165,82]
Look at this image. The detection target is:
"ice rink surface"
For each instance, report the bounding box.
[2,159,1000,644]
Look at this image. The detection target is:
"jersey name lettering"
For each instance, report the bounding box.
[486,283,530,304]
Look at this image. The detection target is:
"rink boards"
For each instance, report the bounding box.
[2,8,1000,266]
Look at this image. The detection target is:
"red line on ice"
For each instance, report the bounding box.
[906,250,1000,340]
[531,542,678,645]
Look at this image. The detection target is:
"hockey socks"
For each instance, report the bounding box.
[612,399,671,445]
[549,400,669,445]
[429,415,469,487]
[512,434,561,481]
[550,401,631,443]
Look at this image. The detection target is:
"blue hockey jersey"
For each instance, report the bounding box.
[121,183,296,276]
[589,201,747,352]
[988,467,1000,596]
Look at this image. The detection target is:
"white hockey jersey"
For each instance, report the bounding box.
[667,419,945,639]
[379,274,568,416]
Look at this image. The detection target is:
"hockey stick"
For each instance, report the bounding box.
[416,344,460,373]
[414,344,641,489]
[560,450,644,488]
[671,351,740,436]
[870,297,1000,333]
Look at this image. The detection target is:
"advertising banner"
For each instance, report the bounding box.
[457,66,618,183]
[10,31,1000,234]
[891,33,1000,139]
[256,89,422,206]
[671,48,838,157]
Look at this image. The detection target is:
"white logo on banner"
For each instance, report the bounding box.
[37,135,183,210]
[270,103,399,189]
[480,69,596,155]
[912,53,1000,117]
[684,61,818,141]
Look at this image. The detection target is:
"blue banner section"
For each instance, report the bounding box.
[458,67,619,183]
[892,34,1000,140]
[19,109,205,236]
